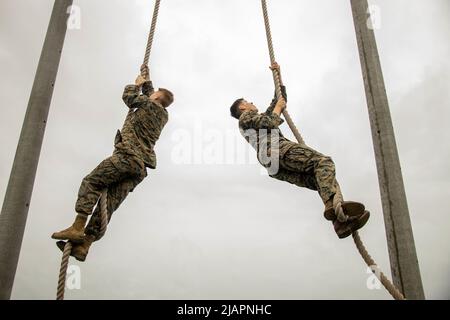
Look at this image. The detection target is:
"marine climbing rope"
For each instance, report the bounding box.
[141,0,161,79]
[260,0,405,300]
[56,0,162,300]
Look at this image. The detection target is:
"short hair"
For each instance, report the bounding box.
[230,98,244,119]
[158,88,174,108]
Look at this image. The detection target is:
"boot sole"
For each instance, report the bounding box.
[74,255,87,262]
[350,210,370,233]
[55,241,87,262]
[51,233,85,244]
[324,201,365,221]
[336,211,370,239]
[56,241,68,252]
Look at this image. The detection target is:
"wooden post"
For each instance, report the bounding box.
[350,0,425,299]
[0,0,73,299]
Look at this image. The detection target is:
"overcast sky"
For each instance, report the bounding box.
[0,0,449,300]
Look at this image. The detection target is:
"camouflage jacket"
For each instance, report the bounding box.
[116,81,169,169]
[238,86,296,163]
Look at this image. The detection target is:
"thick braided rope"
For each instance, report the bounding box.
[56,241,72,300]
[260,0,404,300]
[98,190,108,239]
[261,0,305,145]
[353,231,405,300]
[56,190,108,300]
[141,0,161,77]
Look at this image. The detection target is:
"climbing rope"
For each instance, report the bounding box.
[261,0,305,146]
[56,190,108,300]
[353,232,405,300]
[141,0,161,78]
[98,189,108,239]
[56,241,72,300]
[260,0,405,300]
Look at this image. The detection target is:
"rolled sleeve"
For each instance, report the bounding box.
[122,84,148,109]
[239,110,283,130]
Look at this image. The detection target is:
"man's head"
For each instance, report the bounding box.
[230,98,258,119]
[150,88,174,108]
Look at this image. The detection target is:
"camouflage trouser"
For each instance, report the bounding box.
[75,149,147,240]
[270,144,338,204]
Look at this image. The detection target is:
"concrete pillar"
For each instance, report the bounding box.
[0,0,73,299]
[350,0,425,299]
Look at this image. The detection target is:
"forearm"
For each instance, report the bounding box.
[273,101,285,116]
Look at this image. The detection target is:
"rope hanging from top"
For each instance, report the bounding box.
[141,0,161,78]
[260,0,405,300]
[261,0,305,145]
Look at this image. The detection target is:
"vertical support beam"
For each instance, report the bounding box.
[350,0,425,299]
[0,0,73,300]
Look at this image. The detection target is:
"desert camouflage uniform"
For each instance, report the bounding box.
[76,81,169,239]
[238,87,337,204]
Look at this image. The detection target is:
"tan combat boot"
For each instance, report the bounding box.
[56,235,95,262]
[52,214,88,243]
[324,200,365,221]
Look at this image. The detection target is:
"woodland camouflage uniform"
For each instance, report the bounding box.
[77,80,168,240]
[238,86,338,205]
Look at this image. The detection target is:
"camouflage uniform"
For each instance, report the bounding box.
[238,87,337,204]
[76,81,169,240]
